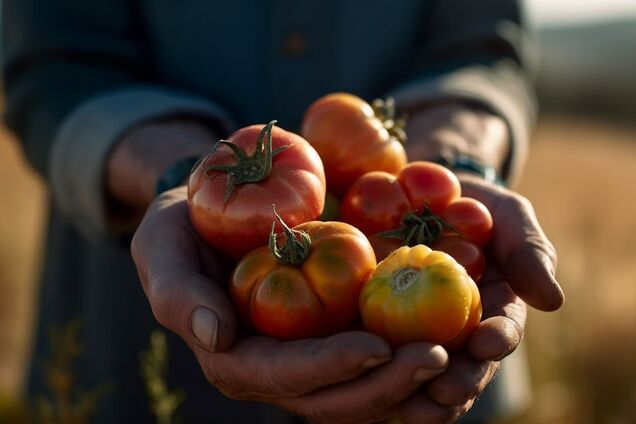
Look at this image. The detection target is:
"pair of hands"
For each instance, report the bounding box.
[121,103,564,423]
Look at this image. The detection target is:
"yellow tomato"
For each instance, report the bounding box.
[359,245,481,348]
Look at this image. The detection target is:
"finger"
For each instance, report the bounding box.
[280,343,448,424]
[469,277,527,361]
[460,177,564,311]
[131,187,237,352]
[395,393,472,424]
[196,331,392,401]
[427,354,500,407]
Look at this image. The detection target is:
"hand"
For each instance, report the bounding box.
[393,104,563,422]
[404,101,510,172]
[106,120,216,212]
[412,176,561,420]
[132,187,459,423]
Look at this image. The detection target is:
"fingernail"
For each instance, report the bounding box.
[191,307,218,351]
[361,355,392,369]
[412,367,445,384]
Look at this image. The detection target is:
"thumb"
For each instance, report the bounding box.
[131,188,237,352]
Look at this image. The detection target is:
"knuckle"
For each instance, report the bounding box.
[147,279,178,329]
[201,357,249,401]
[507,192,533,212]
[429,382,475,407]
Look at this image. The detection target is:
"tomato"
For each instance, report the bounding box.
[301,93,407,197]
[230,213,376,340]
[341,161,460,238]
[431,236,485,283]
[397,162,461,214]
[441,197,493,246]
[444,278,482,352]
[359,245,481,348]
[188,121,326,259]
[340,171,411,236]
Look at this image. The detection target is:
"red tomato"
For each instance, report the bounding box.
[359,245,481,348]
[341,161,460,239]
[397,162,461,214]
[441,197,493,246]
[431,236,485,283]
[230,215,376,340]
[301,93,407,197]
[340,171,411,236]
[188,121,326,259]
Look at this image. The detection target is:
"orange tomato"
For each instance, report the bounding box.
[359,245,481,348]
[301,93,407,197]
[230,215,376,340]
[188,121,325,259]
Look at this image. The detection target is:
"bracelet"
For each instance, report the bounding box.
[432,154,506,187]
[155,155,202,195]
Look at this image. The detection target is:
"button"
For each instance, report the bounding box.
[282,32,307,57]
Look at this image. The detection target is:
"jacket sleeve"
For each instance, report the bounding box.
[389,0,537,185]
[2,0,235,238]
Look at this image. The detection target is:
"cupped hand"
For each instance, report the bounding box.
[131,187,457,423]
[402,175,563,421]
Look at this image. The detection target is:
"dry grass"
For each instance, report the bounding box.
[0,116,635,423]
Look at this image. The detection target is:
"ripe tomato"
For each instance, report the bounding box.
[444,278,482,352]
[431,236,485,283]
[188,121,326,259]
[230,214,376,340]
[441,197,493,246]
[301,93,407,197]
[341,161,460,238]
[359,245,481,348]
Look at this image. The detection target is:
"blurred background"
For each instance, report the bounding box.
[1,1,635,423]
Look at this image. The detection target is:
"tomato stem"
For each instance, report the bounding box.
[371,97,407,144]
[269,206,311,266]
[379,205,461,246]
[202,120,288,202]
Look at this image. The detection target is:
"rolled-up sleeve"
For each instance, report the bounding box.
[389,0,537,185]
[2,0,234,238]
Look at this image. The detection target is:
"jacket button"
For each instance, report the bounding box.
[282,32,307,57]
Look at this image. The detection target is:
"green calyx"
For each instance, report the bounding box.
[371,97,408,144]
[203,120,288,202]
[380,205,458,246]
[269,206,312,267]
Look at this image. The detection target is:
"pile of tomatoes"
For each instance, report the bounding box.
[187,93,491,351]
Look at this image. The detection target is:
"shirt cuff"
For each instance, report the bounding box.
[49,86,236,240]
[388,61,537,186]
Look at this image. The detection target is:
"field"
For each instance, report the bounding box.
[1,116,635,423]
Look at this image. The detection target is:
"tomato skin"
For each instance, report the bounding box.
[340,171,411,236]
[441,197,493,246]
[444,278,482,352]
[231,221,376,340]
[431,236,485,283]
[188,124,326,259]
[397,162,461,214]
[301,93,407,197]
[341,162,460,238]
[359,245,480,348]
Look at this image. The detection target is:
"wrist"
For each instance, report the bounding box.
[106,120,217,211]
[404,101,510,176]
